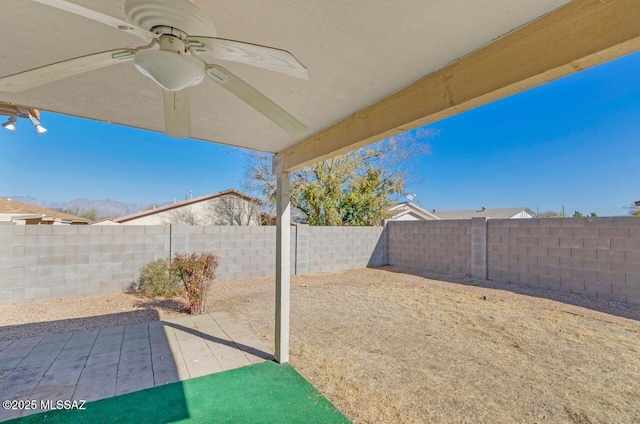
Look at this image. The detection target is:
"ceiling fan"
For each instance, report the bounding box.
[0,0,309,138]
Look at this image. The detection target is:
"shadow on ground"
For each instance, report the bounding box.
[378,265,640,322]
[0,310,191,423]
[163,322,272,361]
[0,309,164,342]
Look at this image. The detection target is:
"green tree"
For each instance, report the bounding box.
[536,210,565,218]
[244,129,433,225]
[79,208,99,221]
[573,211,583,218]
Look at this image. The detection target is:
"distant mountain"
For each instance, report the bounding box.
[7,196,163,219]
[8,196,49,208]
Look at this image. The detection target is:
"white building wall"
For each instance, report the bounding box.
[510,211,534,219]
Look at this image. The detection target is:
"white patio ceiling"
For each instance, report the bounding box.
[0,0,574,151]
[1,1,639,168]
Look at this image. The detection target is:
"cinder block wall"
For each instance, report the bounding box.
[487,217,640,304]
[387,220,472,275]
[0,224,170,305]
[0,223,382,305]
[386,217,640,306]
[3,217,639,306]
[183,225,297,281]
[308,226,385,273]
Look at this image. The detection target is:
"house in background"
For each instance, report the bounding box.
[431,206,535,220]
[0,198,90,225]
[388,202,440,221]
[93,189,262,226]
[387,203,535,221]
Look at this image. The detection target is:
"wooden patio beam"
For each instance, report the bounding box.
[276,0,640,171]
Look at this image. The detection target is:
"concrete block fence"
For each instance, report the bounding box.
[388,220,472,276]
[485,217,640,305]
[386,218,640,306]
[0,223,385,305]
[0,223,169,305]
[1,217,639,305]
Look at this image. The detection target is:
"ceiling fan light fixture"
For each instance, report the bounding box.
[134,50,204,91]
[2,115,17,131]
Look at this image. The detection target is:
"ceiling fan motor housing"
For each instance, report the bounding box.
[155,28,188,54]
[124,0,217,37]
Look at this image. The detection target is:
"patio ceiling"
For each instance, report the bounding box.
[1,1,639,166]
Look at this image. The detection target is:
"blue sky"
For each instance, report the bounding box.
[1,51,639,216]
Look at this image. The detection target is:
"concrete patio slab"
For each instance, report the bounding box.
[0,311,272,421]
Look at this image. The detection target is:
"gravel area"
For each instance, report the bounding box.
[1,266,639,423]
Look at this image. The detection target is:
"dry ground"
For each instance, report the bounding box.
[1,266,639,423]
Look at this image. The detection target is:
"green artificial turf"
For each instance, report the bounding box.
[8,361,350,424]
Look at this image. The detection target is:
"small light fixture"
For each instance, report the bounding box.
[28,113,47,135]
[2,115,17,131]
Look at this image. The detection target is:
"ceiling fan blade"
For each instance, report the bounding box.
[188,36,309,80]
[163,89,191,138]
[0,49,135,93]
[205,65,307,137]
[32,0,157,42]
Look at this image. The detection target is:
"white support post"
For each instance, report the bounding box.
[274,155,291,363]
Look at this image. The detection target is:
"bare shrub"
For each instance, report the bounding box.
[173,252,219,314]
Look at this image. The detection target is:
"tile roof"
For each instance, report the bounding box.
[0,198,90,223]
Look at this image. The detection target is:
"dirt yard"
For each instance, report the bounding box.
[211,267,640,424]
[1,266,639,423]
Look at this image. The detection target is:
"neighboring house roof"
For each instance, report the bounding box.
[0,198,90,224]
[109,189,263,223]
[388,202,440,220]
[432,207,535,220]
